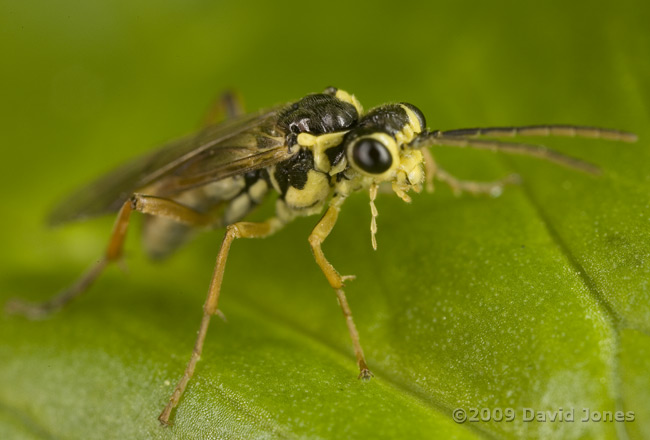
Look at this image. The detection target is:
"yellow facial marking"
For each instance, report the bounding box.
[391,183,412,203]
[395,124,415,146]
[395,104,423,145]
[392,148,425,199]
[399,149,424,178]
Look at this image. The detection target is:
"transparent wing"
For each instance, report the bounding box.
[49,105,290,225]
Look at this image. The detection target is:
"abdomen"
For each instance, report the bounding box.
[142,170,271,259]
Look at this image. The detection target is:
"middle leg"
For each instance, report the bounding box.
[158,217,284,426]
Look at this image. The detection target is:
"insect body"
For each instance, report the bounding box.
[6,87,637,426]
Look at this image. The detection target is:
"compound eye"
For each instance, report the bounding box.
[352,138,393,174]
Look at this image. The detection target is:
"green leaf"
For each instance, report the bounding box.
[1,1,649,439]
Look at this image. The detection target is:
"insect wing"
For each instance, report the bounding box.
[152,127,289,196]
[48,106,290,225]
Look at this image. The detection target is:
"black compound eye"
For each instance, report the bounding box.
[352,138,393,174]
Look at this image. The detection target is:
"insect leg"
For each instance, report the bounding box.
[5,201,133,319]
[421,148,437,193]
[158,217,283,426]
[6,194,217,319]
[201,90,245,126]
[308,202,372,380]
[421,149,520,197]
[435,168,521,197]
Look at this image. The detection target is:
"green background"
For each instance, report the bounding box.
[1,1,648,439]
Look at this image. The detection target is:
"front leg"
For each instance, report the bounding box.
[308,200,372,379]
[422,148,520,196]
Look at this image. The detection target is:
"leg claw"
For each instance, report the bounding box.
[4,299,53,320]
[215,309,227,322]
[358,368,374,380]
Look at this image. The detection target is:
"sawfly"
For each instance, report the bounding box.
[6,87,638,425]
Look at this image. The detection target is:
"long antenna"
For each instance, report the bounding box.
[409,125,638,174]
[439,125,638,142]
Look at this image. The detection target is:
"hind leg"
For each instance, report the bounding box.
[6,194,217,319]
[201,90,245,127]
[158,217,284,426]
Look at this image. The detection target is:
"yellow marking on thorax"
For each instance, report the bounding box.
[335,89,364,115]
[297,131,348,175]
[284,169,331,210]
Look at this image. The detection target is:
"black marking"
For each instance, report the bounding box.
[341,125,384,151]
[274,149,317,195]
[357,104,410,137]
[244,170,260,188]
[278,94,359,140]
[325,144,346,169]
[234,169,270,199]
[340,103,426,158]
[335,173,348,182]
